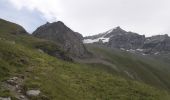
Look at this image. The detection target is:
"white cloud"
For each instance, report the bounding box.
[8,0,170,36]
[9,0,63,21]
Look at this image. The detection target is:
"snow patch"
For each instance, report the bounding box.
[83,27,117,44]
[120,48,125,50]
[83,37,110,44]
[136,49,144,52]
[154,52,159,55]
[142,53,147,56]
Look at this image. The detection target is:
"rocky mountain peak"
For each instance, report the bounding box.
[33,21,89,58]
[83,26,131,44]
[46,22,50,24]
[104,26,127,38]
[113,26,125,32]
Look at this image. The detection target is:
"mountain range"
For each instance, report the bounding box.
[84,26,170,55]
[0,18,170,100]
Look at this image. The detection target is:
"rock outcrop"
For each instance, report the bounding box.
[108,32,145,50]
[33,21,88,58]
[143,34,170,54]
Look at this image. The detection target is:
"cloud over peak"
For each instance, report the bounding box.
[2,0,170,36]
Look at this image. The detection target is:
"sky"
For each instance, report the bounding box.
[0,0,170,36]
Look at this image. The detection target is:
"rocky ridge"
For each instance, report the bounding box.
[84,27,170,55]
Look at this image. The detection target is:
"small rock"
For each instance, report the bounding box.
[11,77,18,81]
[6,77,18,86]
[17,90,21,93]
[26,90,41,97]
[38,49,44,53]
[19,95,25,99]
[0,97,11,100]
[7,77,18,86]
[15,85,19,88]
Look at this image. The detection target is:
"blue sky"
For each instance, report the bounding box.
[0,0,170,36]
[0,0,46,33]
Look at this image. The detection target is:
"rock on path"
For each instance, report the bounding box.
[26,90,41,97]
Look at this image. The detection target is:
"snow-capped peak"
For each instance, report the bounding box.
[83,26,124,44]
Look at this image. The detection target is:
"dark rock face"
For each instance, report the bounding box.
[143,35,170,54]
[84,27,170,55]
[108,32,145,50]
[104,26,127,38]
[33,21,88,58]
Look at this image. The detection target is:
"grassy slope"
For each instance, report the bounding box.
[0,19,170,100]
[85,44,170,92]
[0,35,169,100]
[0,18,25,34]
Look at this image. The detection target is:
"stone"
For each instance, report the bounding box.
[11,77,18,80]
[19,95,25,99]
[6,77,18,86]
[17,90,21,93]
[0,97,11,100]
[26,90,41,97]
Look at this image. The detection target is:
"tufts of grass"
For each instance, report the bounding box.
[86,44,170,91]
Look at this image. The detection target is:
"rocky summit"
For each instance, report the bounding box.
[33,21,88,58]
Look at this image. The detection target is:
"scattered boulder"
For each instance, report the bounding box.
[0,97,11,100]
[19,95,26,99]
[26,90,41,97]
[2,76,29,100]
[6,77,18,86]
